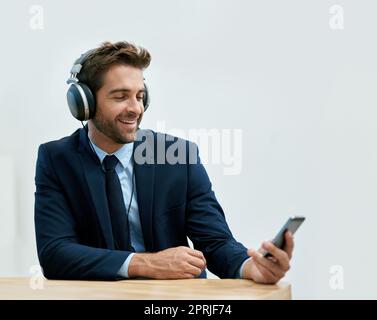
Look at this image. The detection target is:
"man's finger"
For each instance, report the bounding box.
[249,250,285,278]
[283,231,294,259]
[261,242,290,272]
[251,256,279,283]
[247,248,255,257]
[187,255,207,270]
[185,263,203,277]
[183,247,206,263]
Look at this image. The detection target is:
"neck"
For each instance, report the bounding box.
[87,121,123,154]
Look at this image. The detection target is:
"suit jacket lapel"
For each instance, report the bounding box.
[133,129,155,252]
[77,127,115,249]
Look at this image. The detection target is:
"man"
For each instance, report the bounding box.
[34,41,294,282]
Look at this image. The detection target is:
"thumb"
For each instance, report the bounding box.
[247,248,255,257]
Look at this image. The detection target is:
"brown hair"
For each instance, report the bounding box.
[77,41,151,95]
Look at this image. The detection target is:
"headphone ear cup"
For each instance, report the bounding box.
[66,83,96,121]
[143,83,150,112]
[80,83,96,119]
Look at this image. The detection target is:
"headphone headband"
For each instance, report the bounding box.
[67,49,95,84]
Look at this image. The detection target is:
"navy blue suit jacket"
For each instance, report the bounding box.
[34,127,248,280]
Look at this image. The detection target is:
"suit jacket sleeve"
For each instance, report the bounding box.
[186,142,249,278]
[34,144,130,280]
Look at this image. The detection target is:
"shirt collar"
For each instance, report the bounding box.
[88,136,134,170]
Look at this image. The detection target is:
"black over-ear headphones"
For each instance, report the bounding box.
[66,49,150,121]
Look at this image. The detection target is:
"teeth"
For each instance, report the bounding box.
[119,120,136,124]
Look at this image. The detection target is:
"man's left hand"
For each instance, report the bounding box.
[242,231,294,284]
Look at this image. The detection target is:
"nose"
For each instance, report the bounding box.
[126,96,143,116]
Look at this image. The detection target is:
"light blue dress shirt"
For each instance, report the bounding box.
[89,138,145,278]
[89,137,250,279]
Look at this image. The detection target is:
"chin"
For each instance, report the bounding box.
[120,131,137,143]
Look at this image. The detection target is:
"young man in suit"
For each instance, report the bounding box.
[34,41,294,282]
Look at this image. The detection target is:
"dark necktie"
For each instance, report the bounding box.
[103,155,131,251]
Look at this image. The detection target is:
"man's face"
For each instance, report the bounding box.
[93,64,145,144]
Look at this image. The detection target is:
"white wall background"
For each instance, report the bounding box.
[0,0,376,299]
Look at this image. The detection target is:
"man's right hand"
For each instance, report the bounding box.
[128,246,207,279]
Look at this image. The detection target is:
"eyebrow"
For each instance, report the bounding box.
[108,88,145,95]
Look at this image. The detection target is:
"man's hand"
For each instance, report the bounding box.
[242,231,294,284]
[128,246,207,279]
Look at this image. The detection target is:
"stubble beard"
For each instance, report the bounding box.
[92,110,143,144]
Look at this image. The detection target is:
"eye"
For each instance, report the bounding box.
[137,96,144,101]
[114,96,126,101]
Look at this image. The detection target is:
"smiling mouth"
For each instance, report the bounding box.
[118,119,137,125]
[118,119,138,130]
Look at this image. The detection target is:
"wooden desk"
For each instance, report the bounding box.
[0,278,291,300]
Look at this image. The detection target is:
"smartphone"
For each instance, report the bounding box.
[263,216,305,258]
